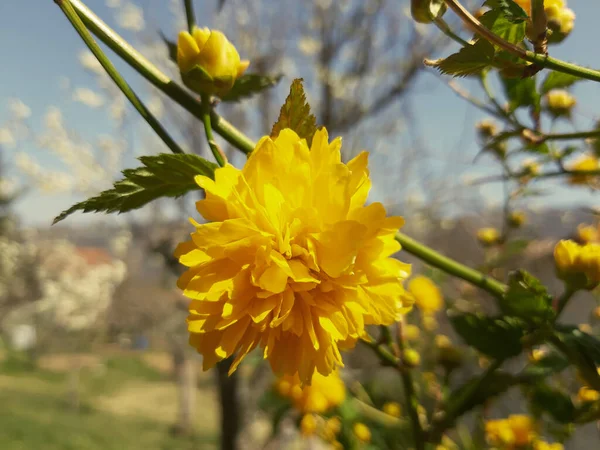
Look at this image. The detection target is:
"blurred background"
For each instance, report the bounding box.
[1,1,600,449]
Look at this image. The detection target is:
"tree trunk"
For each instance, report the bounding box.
[216,357,241,450]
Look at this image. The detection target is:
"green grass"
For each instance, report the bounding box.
[0,388,216,450]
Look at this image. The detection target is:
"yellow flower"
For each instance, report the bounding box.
[276,370,346,414]
[568,155,600,187]
[577,223,599,244]
[546,90,576,117]
[383,401,402,418]
[300,414,318,436]
[177,27,249,95]
[422,315,439,331]
[513,0,574,42]
[534,441,564,450]
[408,275,443,314]
[477,227,501,246]
[353,422,371,443]
[476,119,499,140]
[323,417,342,440]
[176,128,411,383]
[577,386,600,403]
[486,415,537,448]
[508,211,526,228]
[403,348,421,367]
[554,240,600,289]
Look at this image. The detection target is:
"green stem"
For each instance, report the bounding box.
[555,287,576,317]
[433,17,471,47]
[56,0,186,155]
[395,232,507,299]
[201,94,225,167]
[69,0,255,155]
[427,360,503,443]
[444,0,600,83]
[183,0,196,33]
[542,129,600,142]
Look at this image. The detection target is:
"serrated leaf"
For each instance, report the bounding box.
[530,384,576,423]
[425,40,495,78]
[53,154,217,224]
[502,76,540,112]
[479,8,526,45]
[500,270,555,321]
[271,78,317,144]
[450,314,526,359]
[541,72,582,94]
[484,0,529,22]
[161,32,178,64]
[220,74,282,102]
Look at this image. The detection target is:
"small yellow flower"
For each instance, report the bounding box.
[534,441,564,450]
[276,370,346,414]
[508,211,526,228]
[177,128,411,384]
[529,348,548,362]
[486,415,537,448]
[546,90,577,117]
[404,324,421,341]
[477,227,501,246]
[577,223,600,244]
[514,0,575,43]
[403,348,421,368]
[408,275,443,314]
[521,159,541,178]
[300,414,318,436]
[577,386,600,403]
[383,401,402,418]
[177,27,249,95]
[423,315,439,331]
[476,119,499,140]
[324,417,342,439]
[554,240,600,289]
[592,306,600,320]
[353,422,371,443]
[568,155,600,187]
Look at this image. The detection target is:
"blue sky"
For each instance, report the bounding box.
[2,1,600,226]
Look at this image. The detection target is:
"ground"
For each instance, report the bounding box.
[0,350,219,450]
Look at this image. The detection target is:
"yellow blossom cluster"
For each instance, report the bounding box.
[485,415,537,449]
[300,414,343,447]
[568,155,600,188]
[514,0,575,42]
[176,128,412,383]
[554,240,600,289]
[275,370,346,414]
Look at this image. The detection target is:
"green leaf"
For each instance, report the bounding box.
[484,0,529,22]
[53,154,217,224]
[450,314,526,359]
[447,372,517,418]
[500,270,555,321]
[502,76,541,112]
[541,72,582,94]
[220,74,282,102]
[160,32,178,64]
[479,9,526,45]
[530,384,576,423]
[425,40,495,78]
[271,78,317,145]
[522,352,570,379]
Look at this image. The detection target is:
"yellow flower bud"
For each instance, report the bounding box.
[592,306,600,321]
[383,401,402,418]
[353,422,371,443]
[578,323,592,334]
[577,386,600,403]
[577,223,599,244]
[324,417,342,437]
[534,441,564,450]
[545,90,577,117]
[547,5,575,43]
[300,414,318,436]
[434,334,452,349]
[177,27,249,96]
[408,275,444,314]
[404,324,421,341]
[508,211,527,228]
[411,0,447,24]
[403,348,421,368]
[476,119,499,140]
[423,315,439,331]
[477,227,500,246]
[569,155,600,187]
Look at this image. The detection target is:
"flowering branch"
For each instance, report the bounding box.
[69,0,255,155]
[55,0,186,155]
[443,0,600,83]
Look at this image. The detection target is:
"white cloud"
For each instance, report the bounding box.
[78,50,104,75]
[58,76,71,91]
[106,0,121,7]
[0,128,16,148]
[73,88,106,108]
[8,99,31,120]
[44,106,64,130]
[116,3,145,32]
[147,95,163,118]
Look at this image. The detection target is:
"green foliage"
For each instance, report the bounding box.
[160,33,178,63]
[484,0,529,23]
[425,40,495,77]
[502,76,541,112]
[541,72,582,94]
[478,8,527,46]
[271,78,318,145]
[450,314,526,359]
[522,352,570,379]
[220,74,283,102]
[53,153,216,224]
[500,270,555,321]
[530,384,576,423]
